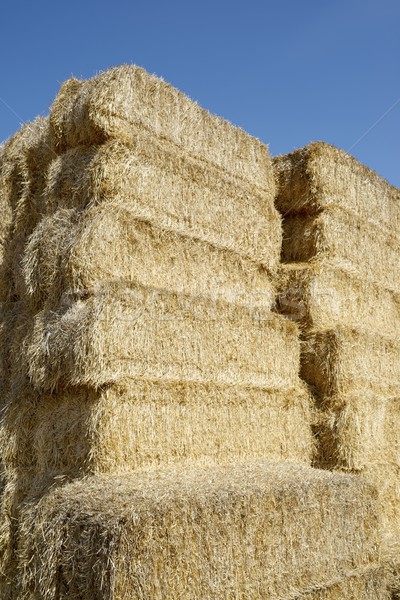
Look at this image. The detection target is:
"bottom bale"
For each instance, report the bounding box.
[14,461,383,600]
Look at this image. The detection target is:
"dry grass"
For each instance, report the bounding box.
[281,208,400,292]
[42,138,280,269]
[277,262,400,336]
[14,461,384,599]
[301,327,400,398]
[273,141,400,234]
[19,283,301,392]
[49,66,275,192]
[21,205,275,311]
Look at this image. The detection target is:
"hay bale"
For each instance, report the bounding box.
[301,327,400,398]
[0,382,312,492]
[22,205,275,310]
[277,262,400,336]
[43,138,281,269]
[281,209,399,292]
[316,393,400,542]
[21,283,301,392]
[15,461,384,599]
[273,141,400,234]
[49,66,275,192]
[316,392,399,471]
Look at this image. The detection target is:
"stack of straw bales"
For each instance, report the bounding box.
[274,142,400,592]
[0,68,390,598]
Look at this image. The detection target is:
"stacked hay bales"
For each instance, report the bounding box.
[0,68,390,598]
[0,67,315,487]
[0,67,317,598]
[274,142,400,590]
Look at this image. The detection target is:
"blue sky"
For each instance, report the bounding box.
[1,0,399,186]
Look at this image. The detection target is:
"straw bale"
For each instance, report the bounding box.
[15,461,383,599]
[43,138,281,269]
[301,327,400,398]
[22,205,275,310]
[316,392,399,471]
[281,208,400,292]
[49,66,275,192]
[11,382,311,488]
[277,262,400,336]
[21,283,300,392]
[315,392,400,549]
[273,141,400,234]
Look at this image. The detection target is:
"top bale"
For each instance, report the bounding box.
[50,65,274,191]
[273,142,400,233]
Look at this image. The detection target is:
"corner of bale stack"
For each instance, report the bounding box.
[0,117,56,303]
[14,462,387,600]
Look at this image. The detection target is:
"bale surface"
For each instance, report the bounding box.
[22,205,275,310]
[21,283,300,392]
[277,262,400,336]
[273,141,400,234]
[0,382,312,490]
[301,327,400,398]
[43,138,281,269]
[16,461,382,600]
[281,208,400,292]
[49,65,275,192]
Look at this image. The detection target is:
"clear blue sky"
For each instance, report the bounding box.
[1,0,399,186]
